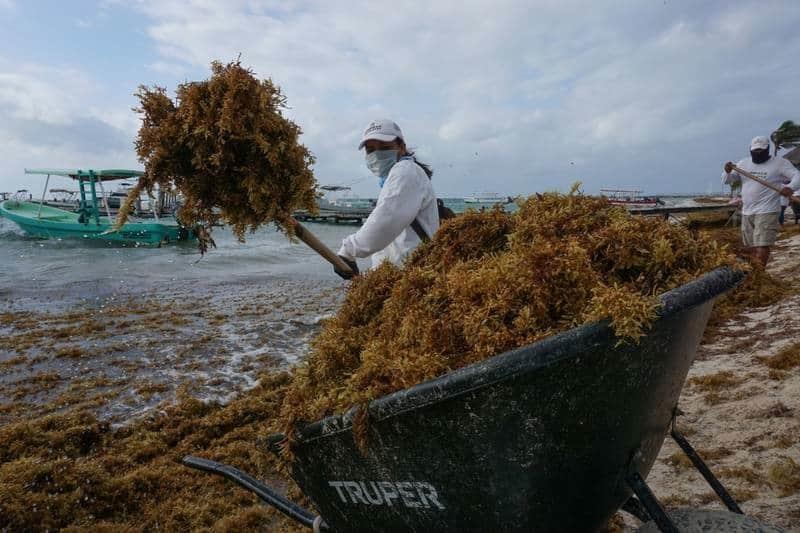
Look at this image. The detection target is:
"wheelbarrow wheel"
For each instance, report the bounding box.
[635,508,784,533]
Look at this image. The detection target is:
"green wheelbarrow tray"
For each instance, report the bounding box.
[185,266,778,532]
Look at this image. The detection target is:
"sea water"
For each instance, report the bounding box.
[0,197,523,297]
[0,217,353,292]
[0,196,701,308]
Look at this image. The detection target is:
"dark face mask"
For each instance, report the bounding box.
[751,149,771,164]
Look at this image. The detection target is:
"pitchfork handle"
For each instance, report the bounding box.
[289,217,357,277]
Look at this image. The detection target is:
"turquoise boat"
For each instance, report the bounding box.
[0,168,194,246]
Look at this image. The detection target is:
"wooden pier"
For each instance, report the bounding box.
[292,207,372,225]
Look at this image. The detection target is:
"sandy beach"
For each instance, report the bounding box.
[645,232,800,531]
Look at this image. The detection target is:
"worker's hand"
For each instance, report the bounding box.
[724,161,734,174]
[780,186,794,197]
[334,255,359,280]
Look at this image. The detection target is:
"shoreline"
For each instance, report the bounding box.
[0,276,342,426]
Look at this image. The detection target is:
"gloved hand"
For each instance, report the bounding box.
[724,161,734,174]
[334,255,359,280]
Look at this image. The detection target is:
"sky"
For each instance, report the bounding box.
[1,0,799,198]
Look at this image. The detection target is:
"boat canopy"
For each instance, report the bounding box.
[785,146,800,167]
[600,188,643,195]
[24,168,144,182]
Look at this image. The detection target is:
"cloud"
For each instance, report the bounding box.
[127,1,800,196]
[5,1,800,197]
[0,65,97,124]
[0,59,139,192]
[8,116,131,154]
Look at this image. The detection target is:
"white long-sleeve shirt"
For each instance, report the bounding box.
[722,156,800,215]
[338,158,438,268]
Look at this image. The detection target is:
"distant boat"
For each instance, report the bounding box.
[39,188,79,210]
[464,192,513,204]
[600,188,662,208]
[29,182,180,218]
[0,168,195,246]
[104,182,136,210]
[293,185,374,224]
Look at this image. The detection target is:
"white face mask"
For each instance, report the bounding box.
[365,149,398,179]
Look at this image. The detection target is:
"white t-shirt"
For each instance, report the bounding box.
[722,156,800,215]
[338,158,439,268]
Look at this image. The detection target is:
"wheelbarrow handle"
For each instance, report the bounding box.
[182,455,327,530]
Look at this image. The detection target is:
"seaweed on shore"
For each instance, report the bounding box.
[757,341,800,371]
[0,372,295,531]
[703,263,789,339]
[118,60,318,251]
[278,189,738,444]
[768,456,800,496]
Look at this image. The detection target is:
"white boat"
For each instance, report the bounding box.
[100,182,181,218]
[464,192,511,204]
[293,185,375,224]
[600,188,662,208]
[27,181,179,218]
[318,185,375,214]
[41,188,79,210]
[103,182,136,210]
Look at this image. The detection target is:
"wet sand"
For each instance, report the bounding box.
[0,275,343,426]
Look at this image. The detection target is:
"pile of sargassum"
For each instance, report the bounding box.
[121,60,318,251]
[123,59,738,439]
[278,190,739,433]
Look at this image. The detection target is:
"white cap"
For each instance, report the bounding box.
[750,136,770,150]
[358,119,403,149]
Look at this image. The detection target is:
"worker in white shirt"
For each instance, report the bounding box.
[334,119,439,279]
[722,135,800,266]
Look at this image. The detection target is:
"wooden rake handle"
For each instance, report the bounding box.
[731,165,800,206]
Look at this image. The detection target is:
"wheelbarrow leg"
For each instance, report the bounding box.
[669,425,743,514]
[625,471,679,533]
[182,455,328,531]
[620,495,650,523]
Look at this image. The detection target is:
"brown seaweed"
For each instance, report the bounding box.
[278,190,738,443]
[118,60,318,250]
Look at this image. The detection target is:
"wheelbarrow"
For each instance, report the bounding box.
[183,267,783,532]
